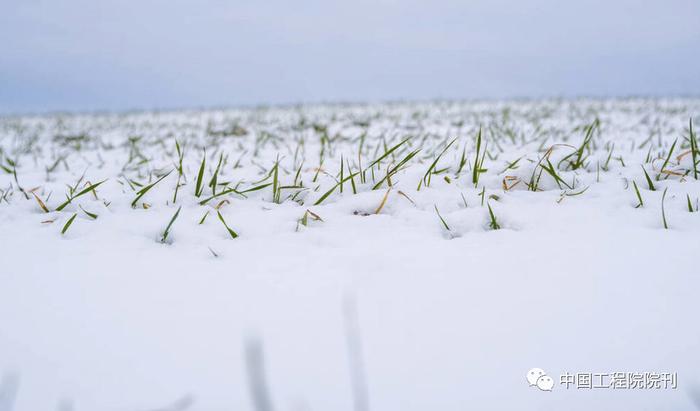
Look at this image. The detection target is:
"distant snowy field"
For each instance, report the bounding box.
[1,99,699,410]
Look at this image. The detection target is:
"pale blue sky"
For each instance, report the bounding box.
[1,0,699,114]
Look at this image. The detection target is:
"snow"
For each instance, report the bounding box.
[1,98,699,410]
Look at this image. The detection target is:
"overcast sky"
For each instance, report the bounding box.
[1,0,699,114]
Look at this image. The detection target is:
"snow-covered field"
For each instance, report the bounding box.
[1,98,699,410]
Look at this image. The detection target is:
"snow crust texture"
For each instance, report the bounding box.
[1,99,699,410]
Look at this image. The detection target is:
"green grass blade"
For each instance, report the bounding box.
[61,213,78,235]
[217,211,239,239]
[56,179,108,211]
[661,187,669,229]
[195,151,206,197]
[271,159,280,203]
[314,171,360,205]
[472,127,483,186]
[689,118,698,179]
[161,206,182,243]
[131,170,173,207]
[434,205,451,231]
[418,138,457,190]
[641,166,655,191]
[79,205,98,219]
[487,202,501,230]
[687,194,694,212]
[632,181,644,208]
[208,152,224,195]
[364,138,410,171]
[198,186,247,205]
[657,138,677,180]
[372,149,420,190]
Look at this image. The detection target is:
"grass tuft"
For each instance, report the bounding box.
[131,171,172,208]
[372,149,420,190]
[418,138,456,190]
[56,179,107,211]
